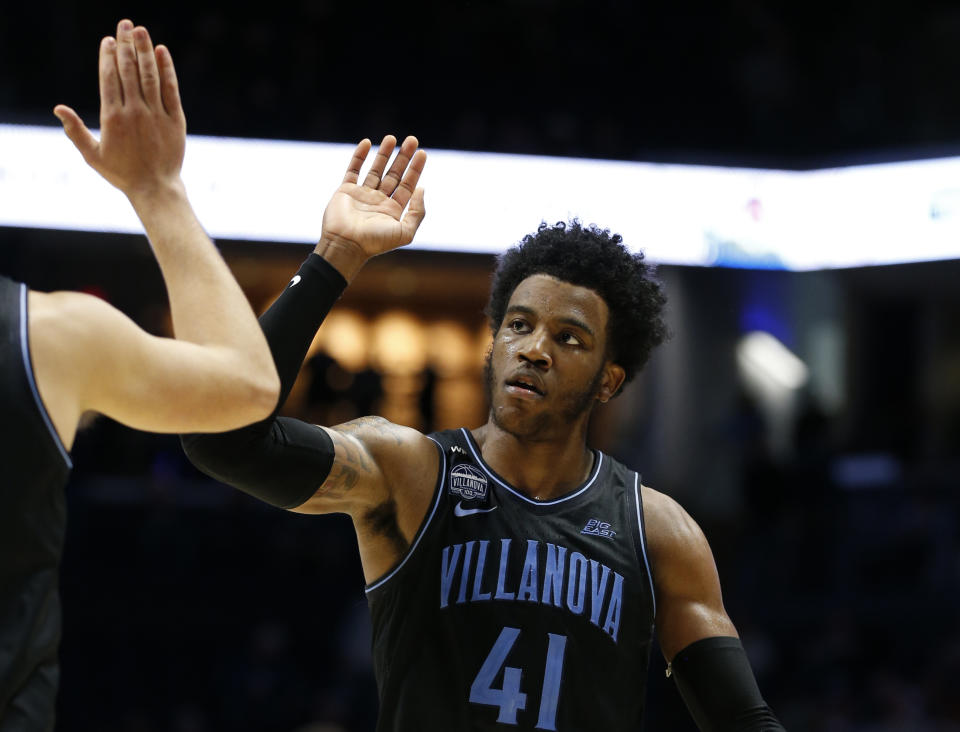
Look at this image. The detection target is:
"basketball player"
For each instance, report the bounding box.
[183,138,784,730]
[0,20,279,730]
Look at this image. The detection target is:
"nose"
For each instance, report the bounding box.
[518,328,552,369]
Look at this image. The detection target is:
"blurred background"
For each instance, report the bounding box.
[2,2,960,731]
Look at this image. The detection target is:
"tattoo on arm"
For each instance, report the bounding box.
[315,430,375,499]
[337,416,405,445]
[315,416,407,499]
[318,462,360,499]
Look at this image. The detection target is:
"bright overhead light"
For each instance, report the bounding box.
[736,331,809,391]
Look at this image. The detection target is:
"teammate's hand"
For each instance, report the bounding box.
[53,19,187,201]
[319,135,427,262]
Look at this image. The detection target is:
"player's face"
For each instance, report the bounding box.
[485,274,623,439]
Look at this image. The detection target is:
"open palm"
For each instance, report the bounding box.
[321,135,427,258]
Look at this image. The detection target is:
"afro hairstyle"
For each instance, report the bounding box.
[485,220,668,390]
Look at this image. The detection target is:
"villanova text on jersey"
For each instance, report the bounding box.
[366,429,658,731]
[440,539,626,642]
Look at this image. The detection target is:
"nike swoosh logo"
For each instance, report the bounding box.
[289,275,302,287]
[454,501,498,517]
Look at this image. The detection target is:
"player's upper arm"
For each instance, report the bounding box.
[29,290,277,439]
[642,486,739,661]
[292,416,439,519]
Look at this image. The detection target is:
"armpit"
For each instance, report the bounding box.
[362,497,410,557]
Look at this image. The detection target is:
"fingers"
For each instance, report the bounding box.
[115,19,141,104]
[98,36,121,111]
[345,133,427,214]
[341,138,372,184]
[361,135,397,188]
[379,135,418,197]
[134,26,161,109]
[400,187,427,244]
[53,105,99,161]
[389,147,427,211]
[155,45,184,121]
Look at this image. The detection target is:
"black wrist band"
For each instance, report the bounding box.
[259,253,347,412]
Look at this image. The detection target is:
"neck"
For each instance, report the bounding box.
[472,417,595,501]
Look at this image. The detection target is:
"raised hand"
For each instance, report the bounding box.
[318,135,427,271]
[53,19,186,202]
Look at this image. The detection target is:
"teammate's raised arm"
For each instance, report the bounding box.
[1,19,281,731]
[41,19,279,447]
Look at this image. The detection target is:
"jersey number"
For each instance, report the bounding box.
[469,626,567,730]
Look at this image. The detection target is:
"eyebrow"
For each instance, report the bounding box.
[506,305,596,337]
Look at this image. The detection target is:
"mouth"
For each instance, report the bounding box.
[504,377,545,397]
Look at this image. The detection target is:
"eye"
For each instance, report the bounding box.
[508,318,530,333]
[559,331,583,346]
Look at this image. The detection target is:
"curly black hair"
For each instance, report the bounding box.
[485,220,668,389]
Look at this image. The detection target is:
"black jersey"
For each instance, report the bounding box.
[366,428,657,732]
[0,275,72,731]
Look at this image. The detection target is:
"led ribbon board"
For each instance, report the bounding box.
[2,123,959,270]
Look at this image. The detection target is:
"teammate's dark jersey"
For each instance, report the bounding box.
[366,428,656,732]
[0,275,72,731]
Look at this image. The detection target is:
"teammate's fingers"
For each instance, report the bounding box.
[54,105,99,161]
[98,36,122,110]
[399,187,426,244]
[380,135,419,198]
[115,19,141,103]
[390,148,427,211]
[155,45,184,121]
[133,26,161,109]
[361,135,397,189]
[342,139,372,185]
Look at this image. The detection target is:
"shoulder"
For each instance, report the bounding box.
[29,289,132,343]
[640,485,710,567]
[26,290,128,449]
[28,290,106,373]
[28,289,150,381]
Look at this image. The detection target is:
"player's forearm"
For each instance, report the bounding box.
[127,182,279,405]
[256,252,349,410]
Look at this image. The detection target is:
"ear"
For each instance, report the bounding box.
[597,362,626,403]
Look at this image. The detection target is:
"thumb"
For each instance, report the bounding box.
[400,187,426,243]
[53,105,99,161]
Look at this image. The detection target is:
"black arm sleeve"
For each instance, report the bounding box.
[669,636,786,732]
[180,254,346,509]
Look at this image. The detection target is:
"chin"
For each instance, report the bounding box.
[490,402,556,440]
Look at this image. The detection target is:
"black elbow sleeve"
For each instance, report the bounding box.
[669,636,785,732]
[181,417,335,510]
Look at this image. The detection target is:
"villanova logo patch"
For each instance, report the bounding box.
[581,519,616,539]
[449,464,489,501]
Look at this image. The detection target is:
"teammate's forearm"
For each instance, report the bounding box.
[129,183,254,344]
[127,182,278,396]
